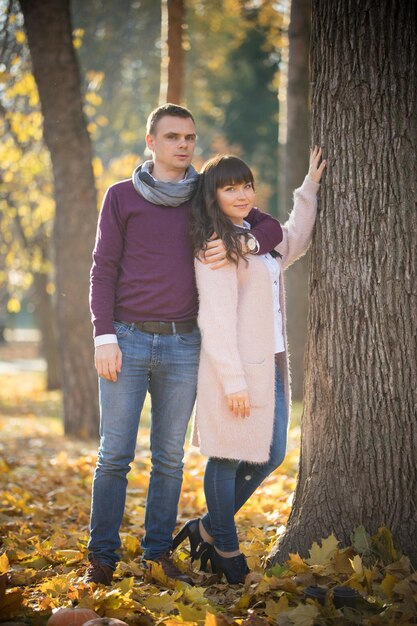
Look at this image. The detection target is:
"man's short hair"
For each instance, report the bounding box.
[146,103,195,136]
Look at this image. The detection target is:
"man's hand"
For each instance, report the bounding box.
[199,232,228,269]
[226,389,250,418]
[95,344,122,382]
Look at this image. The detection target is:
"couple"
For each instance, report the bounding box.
[86,103,325,586]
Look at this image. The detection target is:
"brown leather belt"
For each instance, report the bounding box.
[117,319,197,335]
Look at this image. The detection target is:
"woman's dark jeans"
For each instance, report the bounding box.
[202,363,288,552]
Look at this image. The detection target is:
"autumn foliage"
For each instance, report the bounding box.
[1,365,416,626]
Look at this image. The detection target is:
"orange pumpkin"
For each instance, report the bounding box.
[84,617,129,626]
[47,607,99,626]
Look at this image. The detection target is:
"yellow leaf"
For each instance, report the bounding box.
[246,526,266,541]
[306,534,339,566]
[205,614,217,626]
[143,593,176,613]
[54,549,84,565]
[350,554,363,576]
[93,156,103,178]
[235,593,251,609]
[333,548,355,574]
[15,30,26,44]
[288,602,319,626]
[18,556,49,570]
[381,573,397,598]
[144,561,180,588]
[257,576,298,594]
[121,533,140,558]
[38,575,71,596]
[183,585,209,605]
[372,527,399,562]
[114,576,134,594]
[7,297,21,313]
[175,601,209,621]
[364,566,376,588]
[265,596,289,618]
[0,554,9,575]
[287,553,310,573]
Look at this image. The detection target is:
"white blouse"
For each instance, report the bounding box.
[243,221,284,354]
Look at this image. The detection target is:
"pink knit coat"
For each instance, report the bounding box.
[192,176,320,463]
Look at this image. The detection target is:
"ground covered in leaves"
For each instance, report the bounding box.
[0,345,416,625]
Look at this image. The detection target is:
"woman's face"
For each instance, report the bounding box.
[215,181,255,225]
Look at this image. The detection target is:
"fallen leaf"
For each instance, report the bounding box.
[306,534,339,566]
[0,553,10,575]
[351,526,373,555]
[350,554,363,577]
[264,595,289,618]
[287,602,319,626]
[143,593,176,613]
[286,553,310,574]
[381,573,397,598]
[175,601,209,621]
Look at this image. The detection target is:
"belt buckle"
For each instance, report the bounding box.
[158,321,172,334]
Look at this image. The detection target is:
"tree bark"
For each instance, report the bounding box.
[20,0,99,438]
[271,0,417,565]
[160,0,184,104]
[32,273,61,391]
[284,0,311,400]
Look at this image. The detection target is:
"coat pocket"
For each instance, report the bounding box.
[243,360,269,408]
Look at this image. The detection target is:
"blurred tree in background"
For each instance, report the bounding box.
[19,0,99,437]
[186,0,284,213]
[70,0,161,164]
[0,3,60,389]
[283,0,311,399]
[161,0,185,103]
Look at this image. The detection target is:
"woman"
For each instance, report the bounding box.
[173,147,326,583]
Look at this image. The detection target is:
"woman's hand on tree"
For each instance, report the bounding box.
[308,145,326,183]
[226,389,251,418]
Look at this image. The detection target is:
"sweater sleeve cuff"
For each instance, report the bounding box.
[300,175,320,193]
[95,334,118,347]
[223,375,247,396]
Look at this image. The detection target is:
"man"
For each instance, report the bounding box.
[86,104,282,585]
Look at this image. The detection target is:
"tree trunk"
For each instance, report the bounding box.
[32,273,61,391]
[20,0,99,438]
[284,0,311,400]
[271,0,417,565]
[160,0,184,104]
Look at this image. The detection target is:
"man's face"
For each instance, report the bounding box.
[146,115,197,174]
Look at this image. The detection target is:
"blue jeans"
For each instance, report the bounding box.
[88,321,200,567]
[202,363,287,552]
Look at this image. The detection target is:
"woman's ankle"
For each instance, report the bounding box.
[214,546,240,558]
[199,520,213,544]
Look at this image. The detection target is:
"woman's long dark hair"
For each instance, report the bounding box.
[190,155,255,264]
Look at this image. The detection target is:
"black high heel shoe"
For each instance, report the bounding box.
[209,549,249,584]
[172,518,209,562]
[198,542,217,573]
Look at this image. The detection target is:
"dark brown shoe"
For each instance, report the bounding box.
[84,555,114,585]
[153,553,194,585]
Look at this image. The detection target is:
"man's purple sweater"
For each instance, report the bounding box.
[90,179,282,338]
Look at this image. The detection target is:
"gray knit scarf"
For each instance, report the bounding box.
[132,160,199,207]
